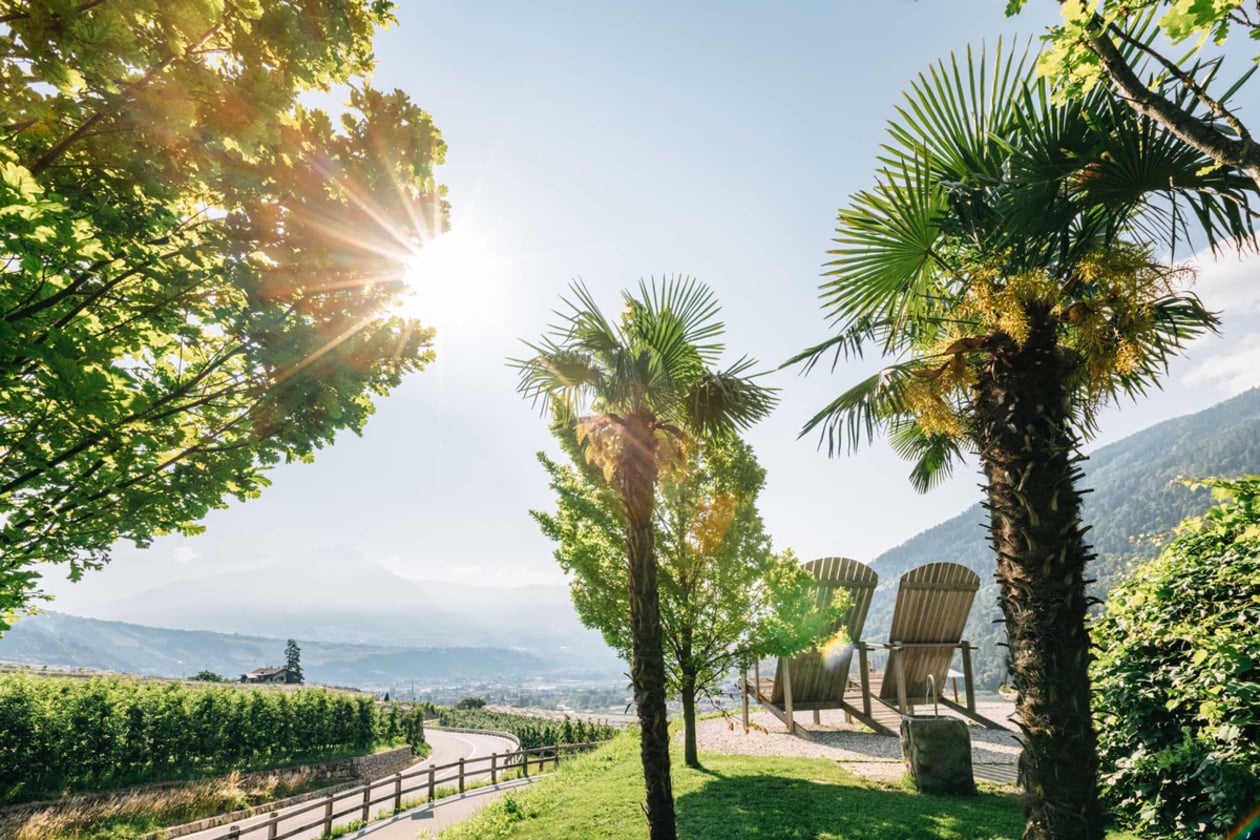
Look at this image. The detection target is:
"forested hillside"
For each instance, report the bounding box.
[864,388,1260,690]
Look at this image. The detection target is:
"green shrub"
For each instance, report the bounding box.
[433,707,618,749]
[1092,476,1260,838]
[0,675,426,803]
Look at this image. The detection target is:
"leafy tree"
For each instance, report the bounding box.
[1092,476,1260,838]
[0,1,446,629]
[534,428,843,768]
[284,639,303,685]
[792,43,1255,840]
[1008,0,1260,194]
[514,278,776,840]
[190,670,225,683]
[455,696,486,710]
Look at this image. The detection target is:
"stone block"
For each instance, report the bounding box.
[899,716,976,795]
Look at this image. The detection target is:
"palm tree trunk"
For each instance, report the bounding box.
[620,412,676,840]
[972,310,1103,840]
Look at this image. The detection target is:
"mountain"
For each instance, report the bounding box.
[0,611,561,689]
[86,548,613,669]
[863,387,1260,691]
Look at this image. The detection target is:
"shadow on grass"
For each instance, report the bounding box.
[676,773,1023,840]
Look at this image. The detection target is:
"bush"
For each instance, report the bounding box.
[455,696,487,710]
[0,675,424,803]
[1092,476,1260,838]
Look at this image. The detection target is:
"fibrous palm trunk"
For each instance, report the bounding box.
[619,412,677,840]
[972,310,1103,840]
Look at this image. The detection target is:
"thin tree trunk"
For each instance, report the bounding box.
[681,659,699,769]
[972,310,1103,840]
[619,412,676,840]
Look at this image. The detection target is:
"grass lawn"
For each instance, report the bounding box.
[442,729,1139,840]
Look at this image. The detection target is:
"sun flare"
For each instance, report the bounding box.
[396,228,494,335]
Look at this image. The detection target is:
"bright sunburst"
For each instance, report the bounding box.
[397,227,494,336]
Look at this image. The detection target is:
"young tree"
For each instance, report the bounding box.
[792,44,1255,840]
[0,2,446,628]
[284,639,303,685]
[514,278,776,840]
[1008,0,1260,193]
[534,429,843,768]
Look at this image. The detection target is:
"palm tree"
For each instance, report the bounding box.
[514,277,776,840]
[792,44,1255,840]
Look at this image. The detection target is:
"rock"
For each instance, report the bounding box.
[900,716,976,795]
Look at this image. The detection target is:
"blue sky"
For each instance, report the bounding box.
[46,1,1260,614]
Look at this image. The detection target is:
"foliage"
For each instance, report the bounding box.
[533,427,845,766]
[1092,476,1260,838]
[0,674,424,802]
[0,0,446,627]
[190,670,225,683]
[429,705,618,750]
[284,639,303,685]
[789,39,1258,839]
[455,696,486,710]
[442,727,1060,840]
[514,277,777,839]
[1008,0,1260,192]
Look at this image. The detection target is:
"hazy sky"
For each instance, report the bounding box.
[46,1,1260,615]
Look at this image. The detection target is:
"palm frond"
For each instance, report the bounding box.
[679,356,779,437]
[823,155,954,344]
[889,419,967,494]
[799,361,921,458]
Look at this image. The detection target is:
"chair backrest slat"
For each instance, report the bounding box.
[879,562,979,704]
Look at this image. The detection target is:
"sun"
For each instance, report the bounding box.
[396,228,494,336]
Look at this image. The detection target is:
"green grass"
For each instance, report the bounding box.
[441,730,1141,840]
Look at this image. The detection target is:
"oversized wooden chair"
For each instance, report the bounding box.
[742,557,885,734]
[873,561,1003,729]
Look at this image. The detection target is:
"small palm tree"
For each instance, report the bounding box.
[793,43,1255,840]
[514,277,776,840]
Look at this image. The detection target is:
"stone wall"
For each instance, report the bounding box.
[345,746,415,781]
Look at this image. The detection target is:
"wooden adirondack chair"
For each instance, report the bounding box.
[742,557,887,734]
[872,561,1003,729]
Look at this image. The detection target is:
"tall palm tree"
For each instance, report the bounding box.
[514,277,776,840]
[792,43,1255,840]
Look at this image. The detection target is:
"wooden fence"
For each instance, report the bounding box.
[205,742,600,840]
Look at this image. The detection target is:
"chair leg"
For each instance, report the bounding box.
[894,648,909,715]
[782,657,794,733]
[858,644,872,718]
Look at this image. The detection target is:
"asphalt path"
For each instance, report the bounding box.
[355,776,538,838]
[182,729,518,840]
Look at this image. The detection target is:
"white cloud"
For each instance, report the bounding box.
[1183,331,1260,395]
[1187,250,1260,316]
[172,546,198,566]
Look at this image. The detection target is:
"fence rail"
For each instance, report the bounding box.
[208,741,600,840]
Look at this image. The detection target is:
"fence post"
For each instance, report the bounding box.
[428,766,436,802]
[361,783,371,823]
[458,757,465,794]
[522,749,529,778]
[490,752,497,784]
[393,773,402,812]
[267,811,279,839]
[323,794,334,835]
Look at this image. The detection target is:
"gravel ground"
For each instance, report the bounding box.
[689,702,1021,785]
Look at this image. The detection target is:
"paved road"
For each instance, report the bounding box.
[183,729,518,840]
[355,776,538,838]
